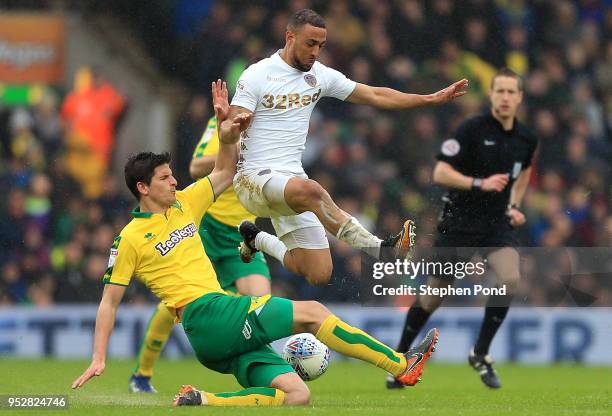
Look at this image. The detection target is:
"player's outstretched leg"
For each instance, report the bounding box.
[249,176,416,261]
[173,385,286,407]
[378,218,416,262]
[293,300,438,387]
[239,218,415,270]
[284,178,416,260]
[129,302,175,393]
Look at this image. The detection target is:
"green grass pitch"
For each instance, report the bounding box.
[1,359,610,415]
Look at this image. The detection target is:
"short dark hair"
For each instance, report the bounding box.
[124,152,171,200]
[491,67,523,91]
[287,9,326,31]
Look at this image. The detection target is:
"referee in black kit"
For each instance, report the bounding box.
[387,68,538,389]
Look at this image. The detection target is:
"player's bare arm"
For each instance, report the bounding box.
[219,105,253,145]
[190,80,232,180]
[208,80,248,198]
[433,161,509,192]
[189,155,216,179]
[507,167,531,226]
[72,283,126,389]
[346,79,469,110]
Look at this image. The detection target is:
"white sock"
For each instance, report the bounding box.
[336,217,382,259]
[254,232,288,265]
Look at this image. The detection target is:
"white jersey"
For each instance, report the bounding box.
[231,51,356,174]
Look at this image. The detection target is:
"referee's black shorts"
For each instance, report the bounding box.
[430,223,518,278]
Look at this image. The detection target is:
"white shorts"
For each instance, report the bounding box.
[233,169,329,249]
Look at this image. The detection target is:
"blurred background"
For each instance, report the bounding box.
[0,0,610,363]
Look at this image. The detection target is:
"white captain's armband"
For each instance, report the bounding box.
[107,248,118,268]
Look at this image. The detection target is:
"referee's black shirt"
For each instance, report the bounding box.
[436,112,538,235]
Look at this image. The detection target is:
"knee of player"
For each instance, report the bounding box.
[283,384,311,406]
[307,300,332,322]
[304,266,332,286]
[301,180,326,205]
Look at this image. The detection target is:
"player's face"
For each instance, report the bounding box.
[490,76,523,120]
[287,24,327,72]
[144,164,177,206]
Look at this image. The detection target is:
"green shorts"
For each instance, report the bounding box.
[182,292,294,388]
[200,213,271,293]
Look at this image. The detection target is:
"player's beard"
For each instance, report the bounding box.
[293,53,313,72]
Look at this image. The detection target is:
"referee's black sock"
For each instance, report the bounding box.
[474,294,513,356]
[396,305,432,352]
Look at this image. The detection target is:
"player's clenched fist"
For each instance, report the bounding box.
[507,207,526,227]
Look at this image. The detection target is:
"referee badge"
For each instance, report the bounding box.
[441,138,460,157]
[304,74,317,87]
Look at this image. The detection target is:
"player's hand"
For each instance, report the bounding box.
[481,173,509,192]
[430,79,469,104]
[71,359,105,389]
[212,79,230,122]
[219,113,252,144]
[507,207,526,227]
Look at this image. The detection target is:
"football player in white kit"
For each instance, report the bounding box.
[219,9,469,286]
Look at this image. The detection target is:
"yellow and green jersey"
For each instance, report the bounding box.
[192,117,255,227]
[102,178,224,310]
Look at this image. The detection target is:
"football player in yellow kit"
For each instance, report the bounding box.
[72,80,439,407]
[129,113,271,393]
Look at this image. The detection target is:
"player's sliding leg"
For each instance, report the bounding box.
[468,247,520,389]
[175,294,438,407]
[173,372,308,407]
[233,274,271,297]
[129,302,175,393]
[173,385,286,407]
[293,300,438,386]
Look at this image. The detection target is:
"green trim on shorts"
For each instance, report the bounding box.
[333,325,400,363]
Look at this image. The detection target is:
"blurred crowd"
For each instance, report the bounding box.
[1,0,611,306]
[0,68,146,305]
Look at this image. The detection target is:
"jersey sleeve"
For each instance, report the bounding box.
[192,117,219,159]
[231,65,261,112]
[102,235,137,286]
[178,176,216,226]
[436,120,475,169]
[321,65,357,100]
[201,126,220,157]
